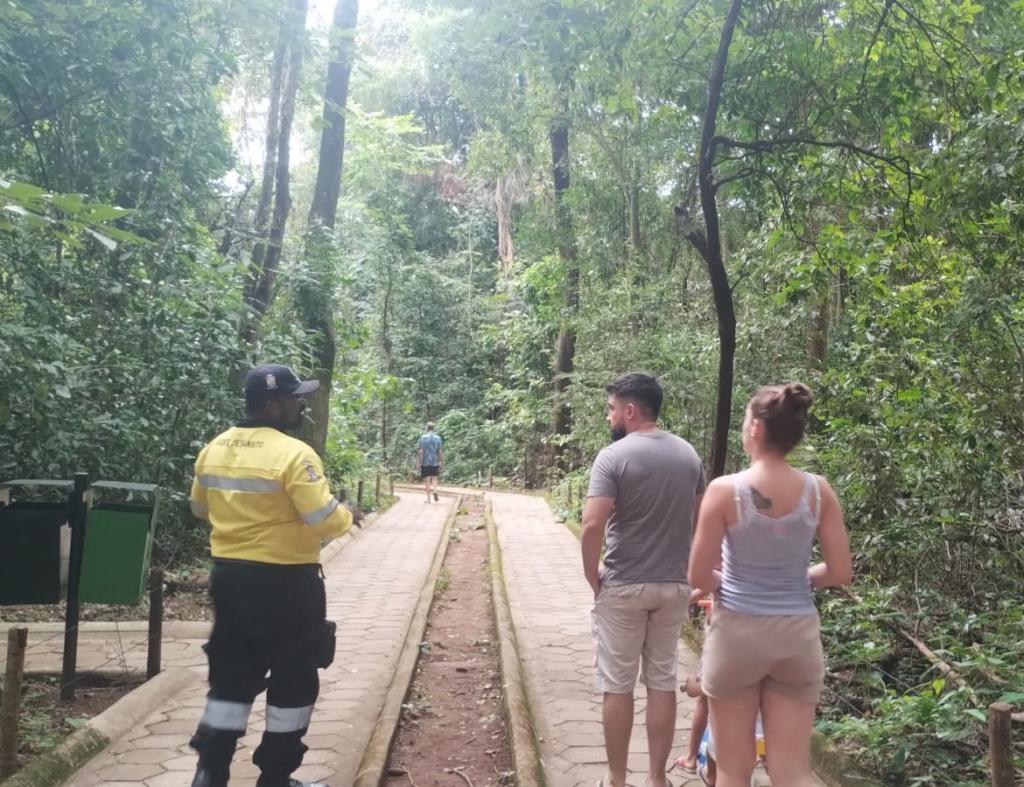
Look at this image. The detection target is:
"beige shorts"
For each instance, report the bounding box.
[701,605,824,705]
[591,582,689,694]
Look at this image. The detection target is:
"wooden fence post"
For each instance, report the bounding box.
[357,480,364,509]
[0,626,28,778]
[989,702,1013,787]
[147,569,163,680]
[375,471,381,506]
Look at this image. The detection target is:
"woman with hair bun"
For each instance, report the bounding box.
[688,383,852,787]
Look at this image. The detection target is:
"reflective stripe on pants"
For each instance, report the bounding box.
[190,561,325,784]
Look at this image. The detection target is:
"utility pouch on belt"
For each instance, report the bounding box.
[316,619,337,669]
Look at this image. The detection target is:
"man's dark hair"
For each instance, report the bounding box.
[606,373,662,420]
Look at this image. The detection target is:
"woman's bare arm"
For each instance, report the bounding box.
[808,476,853,588]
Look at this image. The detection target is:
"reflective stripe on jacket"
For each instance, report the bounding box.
[190,426,352,564]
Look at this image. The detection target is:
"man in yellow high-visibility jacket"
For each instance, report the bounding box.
[189,363,357,787]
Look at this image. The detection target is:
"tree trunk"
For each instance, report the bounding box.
[308,0,358,230]
[627,168,644,316]
[245,4,287,277]
[496,175,515,270]
[244,0,307,344]
[294,0,359,456]
[380,272,394,466]
[551,112,578,455]
[681,0,743,479]
[628,178,641,254]
[806,287,830,367]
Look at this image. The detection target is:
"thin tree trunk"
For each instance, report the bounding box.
[244,0,307,344]
[217,179,255,258]
[681,0,743,479]
[627,167,644,313]
[807,288,830,366]
[380,272,393,466]
[551,112,578,455]
[308,0,358,228]
[294,0,359,456]
[628,179,641,254]
[246,5,287,270]
[496,175,515,269]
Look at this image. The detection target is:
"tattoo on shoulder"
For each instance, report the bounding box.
[750,486,773,510]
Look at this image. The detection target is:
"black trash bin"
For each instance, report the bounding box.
[0,500,70,604]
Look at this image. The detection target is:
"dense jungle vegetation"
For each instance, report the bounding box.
[1,0,1022,783]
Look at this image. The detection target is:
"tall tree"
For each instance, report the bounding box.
[675,0,743,479]
[551,92,578,455]
[244,0,308,344]
[241,2,288,336]
[295,0,359,456]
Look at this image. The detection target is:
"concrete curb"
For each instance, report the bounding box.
[1,667,199,787]
[351,495,462,787]
[485,498,546,787]
[0,621,211,638]
[810,734,885,787]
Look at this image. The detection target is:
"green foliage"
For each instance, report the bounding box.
[818,589,1024,785]
[4,1,1024,782]
[0,0,296,563]
[356,2,1024,783]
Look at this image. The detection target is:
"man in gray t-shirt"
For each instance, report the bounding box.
[581,372,705,787]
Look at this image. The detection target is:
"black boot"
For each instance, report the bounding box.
[190,769,228,787]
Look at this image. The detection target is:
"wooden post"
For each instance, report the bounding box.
[989,702,1013,787]
[0,626,28,778]
[375,471,381,506]
[61,472,90,700]
[357,480,364,509]
[488,466,493,487]
[147,569,163,680]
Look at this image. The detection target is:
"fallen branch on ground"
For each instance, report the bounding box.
[446,766,475,787]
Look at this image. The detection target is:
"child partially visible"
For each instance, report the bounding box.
[672,596,765,786]
[672,596,712,782]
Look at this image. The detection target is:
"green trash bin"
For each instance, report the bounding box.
[0,480,73,604]
[78,482,159,605]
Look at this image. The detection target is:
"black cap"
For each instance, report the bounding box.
[243,364,320,400]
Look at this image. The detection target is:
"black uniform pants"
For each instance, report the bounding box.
[189,560,326,786]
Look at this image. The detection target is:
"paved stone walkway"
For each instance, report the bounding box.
[487,490,808,787]
[487,491,702,787]
[56,491,454,786]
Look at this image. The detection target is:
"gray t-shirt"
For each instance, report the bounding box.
[587,430,706,585]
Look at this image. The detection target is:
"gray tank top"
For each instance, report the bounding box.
[716,472,820,616]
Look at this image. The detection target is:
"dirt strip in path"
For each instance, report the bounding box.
[383,495,515,787]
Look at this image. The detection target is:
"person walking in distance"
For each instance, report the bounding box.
[689,383,852,787]
[188,363,361,787]
[417,422,444,502]
[581,372,706,787]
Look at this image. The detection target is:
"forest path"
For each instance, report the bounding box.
[59,490,455,786]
